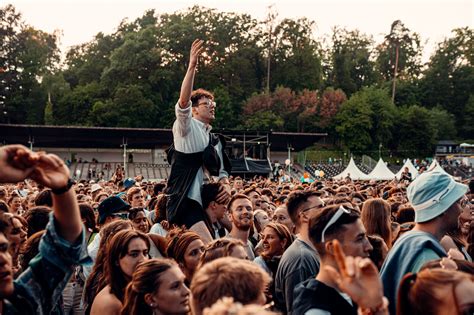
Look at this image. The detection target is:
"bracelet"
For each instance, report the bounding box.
[52,178,75,195]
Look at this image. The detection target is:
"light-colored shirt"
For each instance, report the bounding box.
[172,101,228,206]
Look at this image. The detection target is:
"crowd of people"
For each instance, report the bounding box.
[0,40,473,315]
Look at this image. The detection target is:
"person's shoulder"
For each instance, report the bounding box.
[91,285,122,315]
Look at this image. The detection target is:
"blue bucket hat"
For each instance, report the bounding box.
[123,178,136,190]
[407,171,468,223]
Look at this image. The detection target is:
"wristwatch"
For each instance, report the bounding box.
[52,178,75,195]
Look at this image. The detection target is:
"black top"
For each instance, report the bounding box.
[293,278,358,315]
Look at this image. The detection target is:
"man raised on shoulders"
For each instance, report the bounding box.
[166,39,231,244]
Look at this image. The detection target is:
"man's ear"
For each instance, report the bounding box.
[325,240,335,256]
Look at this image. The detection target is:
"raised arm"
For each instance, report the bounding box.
[30,154,82,243]
[179,39,204,108]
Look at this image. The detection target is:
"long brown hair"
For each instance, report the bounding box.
[106,229,150,302]
[83,220,132,314]
[397,269,474,315]
[361,199,392,248]
[121,259,177,315]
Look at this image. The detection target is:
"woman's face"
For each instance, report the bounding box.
[182,239,205,277]
[9,218,27,246]
[273,208,293,232]
[255,211,271,231]
[10,197,21,211]
[151,266,190,315]
[131,211,149,233]
[119,237,149,278]
[262,226,285,257]
[459,203,473,236]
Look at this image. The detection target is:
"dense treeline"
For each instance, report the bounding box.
[0,4,472,155]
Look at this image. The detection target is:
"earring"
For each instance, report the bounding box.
[149,303,155,307]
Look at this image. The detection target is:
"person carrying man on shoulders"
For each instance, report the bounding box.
[166,39,231,244]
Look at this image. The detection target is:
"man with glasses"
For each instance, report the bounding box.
[293,205,374,315]
[274,190,325,314]
[380,170,469,315]
[166,39,231,244]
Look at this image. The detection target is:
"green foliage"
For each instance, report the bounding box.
[336,87,395,151]
[44,98,53,125]
[375,20,422,81]
[0,4,472,158]
[336,90,373,151]
[327,27,377,95]
[395,105,436,156]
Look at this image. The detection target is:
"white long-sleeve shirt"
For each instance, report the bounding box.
[172,101,228,206]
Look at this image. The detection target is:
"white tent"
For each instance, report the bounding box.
[333,157,369,180]
[428,159,448,174]
[367,158,396,180]
[395,159,419,180]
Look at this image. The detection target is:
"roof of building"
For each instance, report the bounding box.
[0,124,327,152]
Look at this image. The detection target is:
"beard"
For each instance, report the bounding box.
[232,214,253,231]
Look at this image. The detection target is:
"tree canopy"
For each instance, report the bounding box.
[1,4,472,156]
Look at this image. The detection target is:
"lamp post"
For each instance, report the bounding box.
[121,138,128,178]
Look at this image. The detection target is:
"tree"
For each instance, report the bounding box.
[0,4,59,123]
[420,27,474,138]
[375,20,422,103]
[318,87,347,130]
[336,92,373,151]
[270,18,323,91]
[327,27,377,96]
[395,105,436,156]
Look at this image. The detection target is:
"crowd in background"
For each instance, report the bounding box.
[0,144,473,314]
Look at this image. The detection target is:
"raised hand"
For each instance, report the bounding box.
[0,145,38,183]
[215,183,231,205]
[325,240,386,311]
[189,39,204,68]
[30,153,70,190]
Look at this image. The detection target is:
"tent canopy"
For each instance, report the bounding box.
[395,159,419,180]
[333,157,368,180]
[367,158,395,180]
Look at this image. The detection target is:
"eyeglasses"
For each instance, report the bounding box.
[458,197,468,209]
[321,206,351,242]
[197,100,216,108]
[300,202,326,213]
[111,212,129,220]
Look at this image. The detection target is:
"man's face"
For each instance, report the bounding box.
[445,197,467,232]
[0,233,14,298]
[233,179,243,190]
[192,97,216,124]
[213,201,227,221]
[392,192,404,203]
[339,219,373,258]
[229,198,253,231]
[248,191,261,209]
[130,192,145,208]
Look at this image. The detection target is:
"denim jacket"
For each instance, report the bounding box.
[4,213,90,314]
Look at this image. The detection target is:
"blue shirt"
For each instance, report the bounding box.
[4,213,90,314]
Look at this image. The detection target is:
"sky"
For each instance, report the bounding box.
[6,0,474,62]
